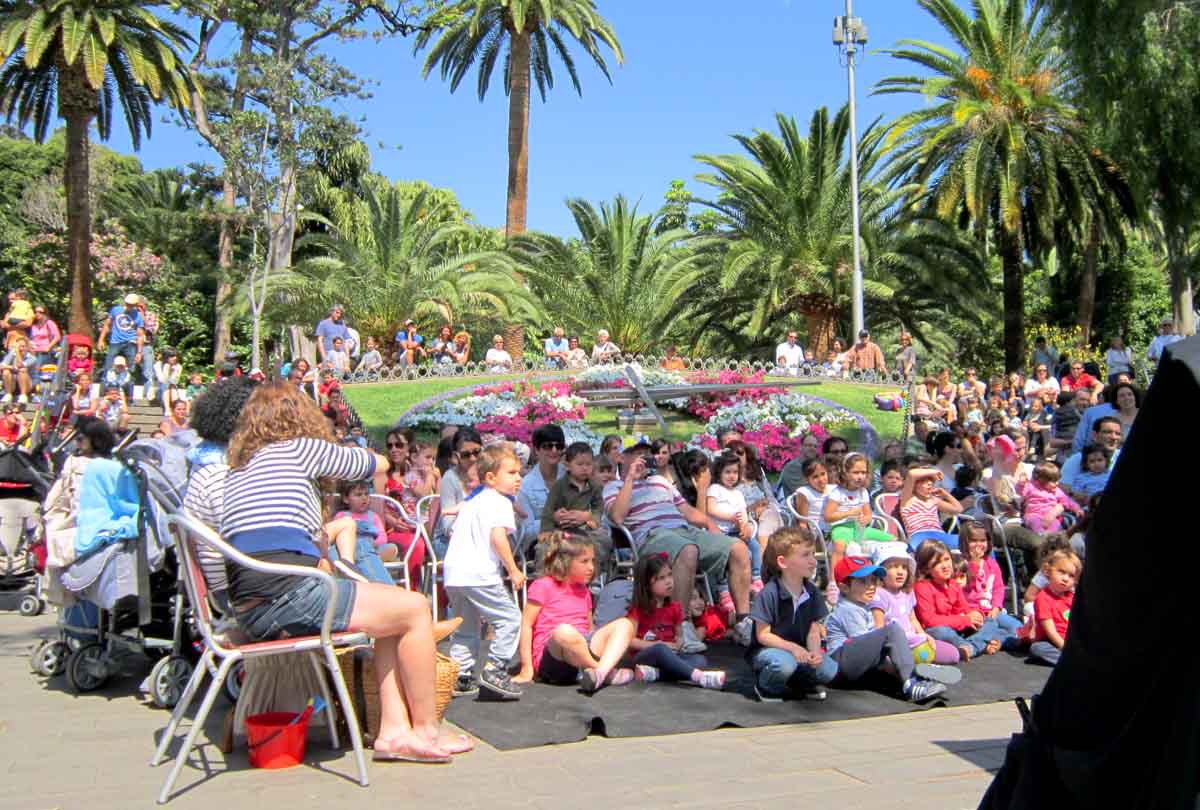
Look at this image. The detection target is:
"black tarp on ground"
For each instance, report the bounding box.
[981,336,1200,810]
[445,644,1050,751]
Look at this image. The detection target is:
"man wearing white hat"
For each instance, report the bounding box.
[97,293,146,383]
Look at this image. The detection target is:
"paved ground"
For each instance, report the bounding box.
[0,612,1015,809]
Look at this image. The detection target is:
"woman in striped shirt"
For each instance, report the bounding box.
[221,383,471,763]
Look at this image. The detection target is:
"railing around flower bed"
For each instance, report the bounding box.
[338,355,915,387]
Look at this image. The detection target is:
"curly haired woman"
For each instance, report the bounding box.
[220,383,472,763]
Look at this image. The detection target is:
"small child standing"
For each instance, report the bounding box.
[184,372,205,401]
[749,526,838,702]
[914,541,1018,661]
[706,452,762,591]
[626,554,725,688]
[869,544,960,665]
[443,443,526,700]
[958,522,1022,633]
[1028,548,1081,666]
[1021,462,1084,533]
[825,556,955,702]
[514,533,636,692]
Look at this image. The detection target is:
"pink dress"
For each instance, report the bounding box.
[962,557,1006,613]
[1019,482,1081,533]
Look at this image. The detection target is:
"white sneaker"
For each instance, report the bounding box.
[636,665,660,683]
[15,394,27,404]
[732,616,754,647]
[695,670,726,690]
[1,393,12,403]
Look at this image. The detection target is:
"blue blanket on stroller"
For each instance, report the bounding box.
[75,458,140,558]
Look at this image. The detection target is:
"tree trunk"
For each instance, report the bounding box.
[1166,228,1196,336]
[1076,217,1100,344]
[999,224,1026,373]
[505,26,531,239]
[60,66,98,338]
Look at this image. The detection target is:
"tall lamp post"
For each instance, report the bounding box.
[833,4,868,338]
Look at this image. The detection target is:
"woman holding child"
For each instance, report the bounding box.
[221,383,470,763]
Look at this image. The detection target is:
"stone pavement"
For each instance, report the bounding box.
[0,612,1015,810]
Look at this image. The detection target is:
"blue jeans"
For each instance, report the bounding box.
[1030,641,1061,665]
[633,643,707,682]
[751,646,838,697]
[330,533,393,585]
[926,619,1018,657]
[995,611,1023,633]
[102,341,138,378]
[140,342,156,399]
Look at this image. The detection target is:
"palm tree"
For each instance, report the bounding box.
[506,195,706,354]
[414,0,622,238]
[0,0,193,336]
[686,107,989,357]
[262,184,543,343]
[874,0,1103,371]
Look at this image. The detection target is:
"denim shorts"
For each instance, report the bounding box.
[236,577,357,641]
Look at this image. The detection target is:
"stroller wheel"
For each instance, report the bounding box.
[30,639,68,677]
[223,659,245,703]
[149,655,194,709]
[66,643,108,692]
[18,594,43,616]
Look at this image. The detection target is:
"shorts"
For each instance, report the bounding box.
[536,637,590,686]
[235,576,357,641]
[641,526,734,579]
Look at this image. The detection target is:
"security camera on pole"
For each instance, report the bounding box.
[833,4,868,338]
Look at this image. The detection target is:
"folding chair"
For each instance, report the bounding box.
[151,512,370,804]
[366,493,423,587]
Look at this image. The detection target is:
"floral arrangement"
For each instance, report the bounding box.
[573,364,688,390]
[683,369,787,421]
[689,392,858,472]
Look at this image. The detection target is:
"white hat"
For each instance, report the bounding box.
[112,355,127,366]
[123,293,140,305]
[872,542,916,579]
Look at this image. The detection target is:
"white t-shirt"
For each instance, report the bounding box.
[1105,347,1133,375]
[485,347,512,372]
[1148,333,1183,362]
[1023,376,1060,399]
[827,486,869,527]
[706,483,746,533]
[442,488,516,588]
[775,342,804,369]
[794,484,830,529]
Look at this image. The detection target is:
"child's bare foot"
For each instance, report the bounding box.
[958,644,974,662]
[984,639,1001,655]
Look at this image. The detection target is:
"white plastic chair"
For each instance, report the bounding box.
[151,512,369,804]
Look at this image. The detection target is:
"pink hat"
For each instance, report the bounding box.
[988,434,1017,462]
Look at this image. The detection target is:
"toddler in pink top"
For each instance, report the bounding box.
[958,521,1023,633]
[1020,463,1083,534]
[515,532,636,693]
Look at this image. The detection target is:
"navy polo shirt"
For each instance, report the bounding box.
[748,577,827,659]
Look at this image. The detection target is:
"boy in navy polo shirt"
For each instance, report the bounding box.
[749,526,837,701]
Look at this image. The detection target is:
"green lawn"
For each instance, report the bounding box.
[344,377,905,450]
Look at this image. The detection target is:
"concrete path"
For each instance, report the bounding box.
[0,612,1015,809]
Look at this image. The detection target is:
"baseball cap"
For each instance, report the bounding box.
[112,355,127,366]
[123,293,139,305]
[404,318,416,326]
[833,555,886,585]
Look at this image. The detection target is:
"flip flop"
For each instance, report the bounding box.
[438,733,475,755]
[371,747,451,764]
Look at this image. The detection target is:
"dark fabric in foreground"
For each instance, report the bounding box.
[982,336,1200,810]
[445,644,1050,751]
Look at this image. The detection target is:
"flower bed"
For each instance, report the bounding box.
[683,369,787,421]
[688,392,859,472]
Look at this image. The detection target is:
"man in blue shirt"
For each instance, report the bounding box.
[314,304,350,363]
[395,319,425,368]
[544,326,569,369]
[97,293,145,381]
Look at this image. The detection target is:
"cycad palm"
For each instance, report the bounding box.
[0,0,193,335]
[875,0,1099,370]
[264,184,543,342]
[507,196,706,354]
[414,0,622,237]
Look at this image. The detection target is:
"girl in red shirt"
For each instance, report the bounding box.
[626,554,725,689]
[914,541,1018,661]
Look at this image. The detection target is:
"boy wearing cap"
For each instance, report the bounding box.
[826,555,956,702]
[395,319,426,367]
[104,355,134,402]
[97,293,145,381]
[749,526,837,701]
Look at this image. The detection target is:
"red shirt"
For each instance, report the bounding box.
[693,606,726,641]
[1060,372,1098,393]
[628,602,683,643]
[914,578,974,631]
[1033,589,1073,643]
[0,420,21,445]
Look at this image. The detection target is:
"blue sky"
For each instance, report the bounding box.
[100,1,950,237]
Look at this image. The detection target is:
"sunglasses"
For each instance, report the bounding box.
[458,448,481,459]
[539,442,565,451]
[386,440,407,448]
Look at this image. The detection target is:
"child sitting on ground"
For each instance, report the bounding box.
[748,526,837,702]
[1027,548,1081,666]
[823,452,895,565]
[825,555,956,702]
[1067,444,1111,501]
[689,586,725,643]
[914,541,1019,661]
[899,466,963,551]
[443,443,526,700]
[958,521,1022,633]
[869,544,960,665]
[514,532,636,692]
[1020,462,1084,533]
[625,554,725,689]
[706,452,762,591]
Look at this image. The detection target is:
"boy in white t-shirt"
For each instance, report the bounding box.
[443,443,525,700]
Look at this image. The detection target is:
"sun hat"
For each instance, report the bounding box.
[123,293,139,305]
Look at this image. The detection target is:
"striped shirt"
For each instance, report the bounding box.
[221,438,375,552]
[899,496,942,535]
[183,462,230,592]
[603,476,688,547]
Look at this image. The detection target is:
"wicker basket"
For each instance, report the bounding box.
[335,646,459,746]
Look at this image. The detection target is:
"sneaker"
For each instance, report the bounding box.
[15,394,27,404]
[636,665,660,683]
[580,668,602,694]
[332,558,369,583]
[732,616,753,647]
[753,682,783,703]
[452,674,478,698]
[914,662,963,686]
[805,685,829,701]
[0,393,10,403]
[479,665,522,700]
[905,677,948,703]
[696,670,726,690]
[678,621,707,654]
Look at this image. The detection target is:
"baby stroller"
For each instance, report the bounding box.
[32,434,201,706]
[0,446,53,616]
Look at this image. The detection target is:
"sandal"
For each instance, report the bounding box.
[371,738,452,764]
[438,733,475,755]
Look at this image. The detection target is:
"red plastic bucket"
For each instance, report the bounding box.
[245,711,309,769]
